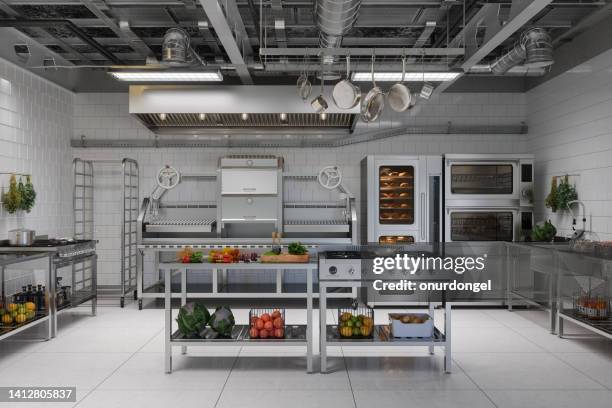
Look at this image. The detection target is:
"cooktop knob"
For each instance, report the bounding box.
[328,266,337,275]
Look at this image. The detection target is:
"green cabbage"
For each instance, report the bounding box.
[176,302,210,338]
[208,306,235,337]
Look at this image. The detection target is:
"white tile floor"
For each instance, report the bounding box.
[1,303,612,408]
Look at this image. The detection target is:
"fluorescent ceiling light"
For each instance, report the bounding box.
[351,72,461,82]
[109,71,223,82]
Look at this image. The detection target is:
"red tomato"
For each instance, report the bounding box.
[273,317,283,329]
[250,316,259,325]
[260,313,271,322]
[271,310,281,319]
[264,321,273,331]
[274,328,284,338]
[182,255,190,263]
[255,319,264,330]
[249,328,259,338]
[259,329,269,338]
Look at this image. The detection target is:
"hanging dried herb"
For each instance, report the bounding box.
[21,175,36,213]
[544,176,558,212]
[556,175,578,210]
[2,174,22,214]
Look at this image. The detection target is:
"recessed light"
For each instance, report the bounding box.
[280,113,287,121]
[199,113,206,120]
[109,71,223,82]
[241,113,249,121]
[320,113,327,121]
[159,113,167,121]
[351,72,461,82]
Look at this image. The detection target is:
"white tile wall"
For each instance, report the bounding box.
[72,92,528,286]
[526,48,612,240]
[0,57,74,295]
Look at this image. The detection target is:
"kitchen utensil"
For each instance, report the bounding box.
[8,228,35,246]
[296,55,312,100]
[387,56,412,112]
[360,55,385,122]
[311,57,329,113]
[332,55,361,109]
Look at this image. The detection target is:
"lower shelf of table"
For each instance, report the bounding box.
[326,325,447,346]
[0,313,50,341]
[170,324,308,346]
[510,288,551,309]
[57,289,96,313]
[559,309,612,339]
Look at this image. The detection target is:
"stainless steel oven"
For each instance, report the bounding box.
[445,154,534,207]
[445,208,519,242]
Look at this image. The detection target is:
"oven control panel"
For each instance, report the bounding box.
[319,259,362,280]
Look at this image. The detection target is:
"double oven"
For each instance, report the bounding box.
[444,154,534,243]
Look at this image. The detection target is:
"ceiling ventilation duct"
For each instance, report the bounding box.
[161,28,205,67]
[316,0,362,76]
[489,28,553,75]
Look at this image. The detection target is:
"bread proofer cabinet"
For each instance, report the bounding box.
[217,155,283,238]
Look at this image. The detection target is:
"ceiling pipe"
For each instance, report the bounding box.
[490,27,553,75]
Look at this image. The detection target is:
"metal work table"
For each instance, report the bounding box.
[0,252,53,341]
[506,242,569,333]
[319,280,452,374]
[164,262,315,373]
[138,244,355,308]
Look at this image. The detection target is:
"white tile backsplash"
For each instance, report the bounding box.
[527,47,612,240]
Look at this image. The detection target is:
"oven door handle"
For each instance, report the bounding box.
[446,207,519,213]
[420,192,426,241]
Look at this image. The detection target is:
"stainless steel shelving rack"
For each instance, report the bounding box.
[163,262,315,373]
[319,279,452,374]
[73,158,139,307]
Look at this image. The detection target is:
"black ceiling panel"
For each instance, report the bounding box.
[10,5,96,19]
[81,27,118,38]
[45,44,66,53]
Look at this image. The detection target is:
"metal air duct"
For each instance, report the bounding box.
[316,0,362,68]
[161,28,206,67]
[489,28,553,75]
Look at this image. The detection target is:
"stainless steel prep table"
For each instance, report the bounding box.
[138,243,355,308]
[163,261,315,373]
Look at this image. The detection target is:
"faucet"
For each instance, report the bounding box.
[567,200,587,240]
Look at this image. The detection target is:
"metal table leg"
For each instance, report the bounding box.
[506,245,513,311]
[320,281,327,374]
[165,267,172,373]
[137,249,144,310]
[181,268,187,355]
[92,256,97,316]
[306,266,313,373]
[50,259,58,338]
[47,255,53,341]
[428,301,435,355]
[444,301,452,373]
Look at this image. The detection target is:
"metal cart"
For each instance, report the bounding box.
[163,261,315,373]
[73,158,139,307]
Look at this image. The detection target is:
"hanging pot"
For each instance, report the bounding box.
[387,56,412,112]
[296,55,312,100]
[332,55,361,109]
[311,58,329,113]
[360,56,385,122]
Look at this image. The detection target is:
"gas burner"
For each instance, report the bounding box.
[324,251,362,260]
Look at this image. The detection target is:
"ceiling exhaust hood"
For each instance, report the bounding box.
[129,85,359,133]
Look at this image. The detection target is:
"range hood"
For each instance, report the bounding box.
[129,85,359,134]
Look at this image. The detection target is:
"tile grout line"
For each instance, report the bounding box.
[213,346,243,408]
[72,326,164,407]
[483,309,611,390]
[340,347,358,408]
[452,358,499,408]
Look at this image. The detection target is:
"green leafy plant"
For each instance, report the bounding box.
[555,175,578,211]
[20,176,36,213]
[2,174,22,214]
[544,176,558,212]
[288,242,307,255]
[176,302,210,338]
[531,220,557,242]
[208,306,235,337]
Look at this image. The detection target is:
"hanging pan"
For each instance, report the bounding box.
[360,55,385,122]
[387,56,412,112]
[332,55,361,109]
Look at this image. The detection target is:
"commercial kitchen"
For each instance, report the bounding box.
[1,0,612,407]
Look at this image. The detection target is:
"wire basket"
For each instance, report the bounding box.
[249,308,285,339]
[338,306,374,338]
[573,295,609,320]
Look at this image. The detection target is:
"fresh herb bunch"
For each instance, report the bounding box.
[531,220,557,242]
[555,175,578,211]
[288,242,307,255]
[544,176,558,212]
[2,174,22,214]
[21,176,36,213]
